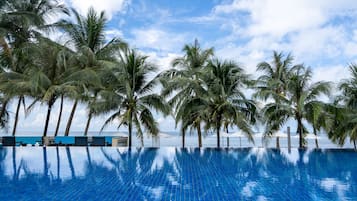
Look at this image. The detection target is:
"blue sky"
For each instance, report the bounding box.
[5,0,357,135]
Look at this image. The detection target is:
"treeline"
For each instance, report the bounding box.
[1,0,356,148]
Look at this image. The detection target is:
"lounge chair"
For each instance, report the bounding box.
[74,136,88,146]
[2,136,16,146]
[91,137,105,146]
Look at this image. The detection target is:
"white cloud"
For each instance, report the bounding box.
[145,51,182,72]
[105,29,124,39]
[214,0,357,37]
[68,0,129,19]
[215,43,267,75]
[344,30,357,57]
[312,65,350,84]
[280,26,348,62]
[130,28,188,52]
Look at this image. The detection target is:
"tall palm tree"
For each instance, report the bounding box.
[204,59,257,147]
[254,52,292,139]
[98,49,170,147]
[0,0,67,135]
[58,7,126,136]
[30,38,71,137]
[262,65,331,148]
[329,64,357,149]
[324,100,353,148]
[304,101,328,148]
[160,39,213,147]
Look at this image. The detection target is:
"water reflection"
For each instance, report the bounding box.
[0,147,356,201]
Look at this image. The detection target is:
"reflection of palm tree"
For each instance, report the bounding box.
[0,147,356,200]
[56,146,60,180]
[65,147,75,178]
[43,147,48,178]
[12,147,16,181]
[86,147,93,171]
[0,147,7,182]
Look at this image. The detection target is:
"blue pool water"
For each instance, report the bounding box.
[0,147,356,201]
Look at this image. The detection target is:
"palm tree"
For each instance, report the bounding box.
[304,101,328,148]
[58,7,126,136]
[0,0,67,135]
[160,39,213,147]
[329,64,357,149]
[324,100,354,148]
[254,51,292,142]
[262,65,331,148]
[204,59,257,147]
[254,51,293,101]
[30,38,71,137]
[99,49,170,147]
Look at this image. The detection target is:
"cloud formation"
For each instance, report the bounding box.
[68,0,129,19]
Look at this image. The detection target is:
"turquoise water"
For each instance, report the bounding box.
[0,147,356,200]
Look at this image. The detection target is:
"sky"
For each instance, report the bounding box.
[5,0,357,135]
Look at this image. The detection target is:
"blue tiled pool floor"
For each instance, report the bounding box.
[0,147,356,200]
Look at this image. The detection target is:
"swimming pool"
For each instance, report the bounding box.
[0,147,356,200]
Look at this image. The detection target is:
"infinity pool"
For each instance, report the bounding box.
[0,147,356,200]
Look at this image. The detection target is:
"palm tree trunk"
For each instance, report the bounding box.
[197,125,202,148]
[128,112,132,147]
[0,99,8,125]
[54,95,64,137]
[0,37,11,57]
[12,96,22,136]
[353,140,356,150]
[43,101,54,137]
[84,111,92,136]
[64,99,78,136]
[313,127,319,149]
